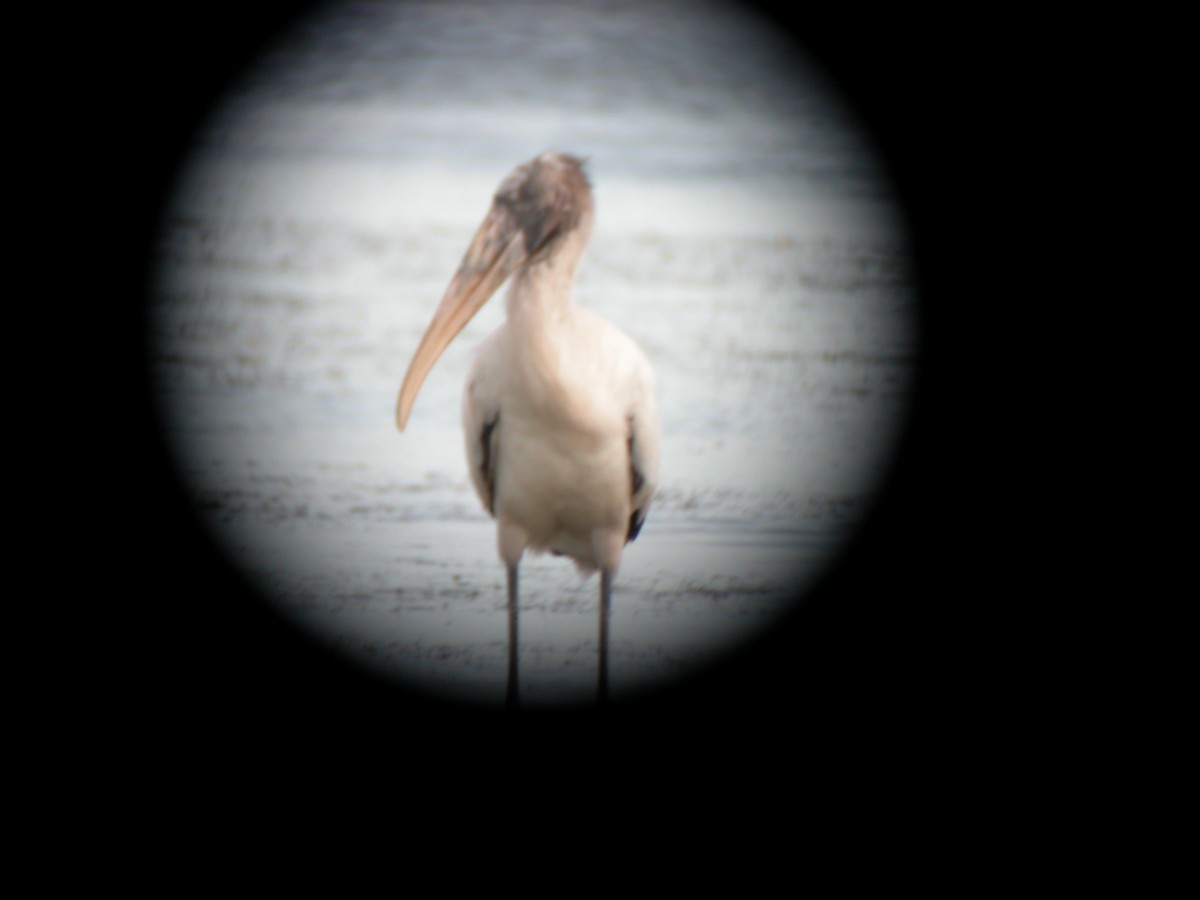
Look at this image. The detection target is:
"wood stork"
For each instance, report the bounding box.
[395,153,660,709]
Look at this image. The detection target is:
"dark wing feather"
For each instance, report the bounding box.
[479,414,500,516]
[626,422,648,544]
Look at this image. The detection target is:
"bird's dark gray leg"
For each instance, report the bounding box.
[506,563,520,711]
[598,568,613,706]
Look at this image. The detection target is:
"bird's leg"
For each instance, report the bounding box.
[598,568,613,706]
[506,563,520,711]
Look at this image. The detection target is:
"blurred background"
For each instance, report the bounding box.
[145,0,917,711]
[109,0,977,755]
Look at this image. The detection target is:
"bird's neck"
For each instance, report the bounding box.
[505,255,580,328]
[502,253,586,415]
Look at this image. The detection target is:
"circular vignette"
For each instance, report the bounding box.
[143,0,922,718]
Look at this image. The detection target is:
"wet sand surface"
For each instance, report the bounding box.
[153,210,911,709]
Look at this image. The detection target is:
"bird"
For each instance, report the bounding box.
[395,152,660,710]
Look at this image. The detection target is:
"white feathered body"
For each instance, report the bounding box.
[463,277,659,574]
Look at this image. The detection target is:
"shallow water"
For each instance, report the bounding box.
[148,0,917,709]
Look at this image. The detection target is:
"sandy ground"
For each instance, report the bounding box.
[152,205,911,708]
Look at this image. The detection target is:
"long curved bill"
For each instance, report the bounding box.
[395,205,527,431]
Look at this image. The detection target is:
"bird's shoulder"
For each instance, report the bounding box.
[568,307,655,382]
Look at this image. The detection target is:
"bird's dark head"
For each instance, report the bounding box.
[494,152,593,260]
[395,152,596,430]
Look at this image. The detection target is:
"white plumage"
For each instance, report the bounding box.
[396,153,660,708]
